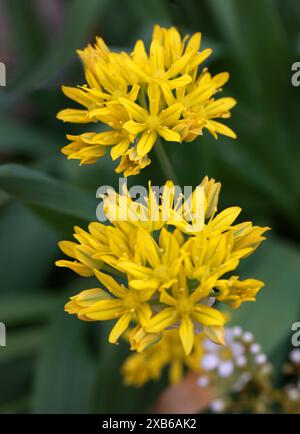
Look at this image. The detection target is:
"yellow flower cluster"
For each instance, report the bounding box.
[57,25,236,176]
[56,177,268,355]
[122,330,203,386]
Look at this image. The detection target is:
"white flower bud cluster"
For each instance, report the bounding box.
[197,326,271,413]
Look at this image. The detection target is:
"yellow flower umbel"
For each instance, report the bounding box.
[56,176,269,355]
[57,25,236,176]
[121,330,203,386]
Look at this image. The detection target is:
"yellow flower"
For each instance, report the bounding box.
[118,227,185,292]
[121,329,203,386]
[66,270,154,344]
[57,177,269,354]
[145,267,226,355]
[129,326,162,352]
[215,276,264,309]
[55,220,140,274]
[120,83,183,157]
[57,25,236,176]
[65,287,110,321]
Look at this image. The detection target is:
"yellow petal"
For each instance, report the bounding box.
[57,108,89,123]
[159,228,180,266]
[203,325,225,345]
[129,279,159,291]
[55,260,93,277]
[137,228,161,268]
[168,74,192,89]
[185,32,201,53]
[118,261,153,279]
[205,97,237,117]
[119,98,148,122]
[146,307,177,333]
[71,287,111,306]
[136,303,152,326]
[159,103,183,125]
[148,82,160,116]
[149,39,164,73]
[208,207,241,232]
[75,245,103,270]
[58,241,77,259]
[207,120,237,139]
[179,315,194,355]
[109,312,132,343]
[61,85,95,108]
[85,299,124,320]
[192,305,225,326]
[111,139,130,160]
[94,269,127,298]
[167,51,193,78]
[158,126,181,142]
[123,120,145,135]
[212,72,230,87]
[159,289,176,306]
[137,130,157,156]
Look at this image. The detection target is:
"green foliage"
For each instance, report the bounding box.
[0,0,299,413]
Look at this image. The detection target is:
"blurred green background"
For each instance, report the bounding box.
[0,0,300,413]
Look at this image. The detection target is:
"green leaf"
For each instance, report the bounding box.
[125,0,172,25]
[0,164,96,222]
[0,203,58,293]
[10,0,109,94]
[207,0,289,102]
[4,0,46,65]
[0,327,46,364]
[92,323,166,413]
[32,313,96,413]
[0,117,58,157]
[0,294,61,325]
[230,236,300,358]
[0,395,29,414]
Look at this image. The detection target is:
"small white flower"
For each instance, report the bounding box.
[210,399,225,413]
[255,353,267,365]
[242,331,254,343]
[231,341,245,358]
[249,343,261,354]
[232,326,242,337]
[218,360,234,378]
[290,348,300,364]
[235,355,247,367]
[201,353,219,371]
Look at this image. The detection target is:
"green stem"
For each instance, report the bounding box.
[154,139,178,183]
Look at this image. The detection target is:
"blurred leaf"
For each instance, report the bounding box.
[0,164,96,221]
[0,395,29,414]
[0,327,46,363]
[0,294,61,325]
[5,0,46,65]
[93,323,166,413]
[0,358,33,410]
[231,236,300,358]
[207,0,289,106]
[0,202,57,293]
[32,313,96,413]
[125,0,172,26]
[10,0,109,94]
[0,117,58,157]
[215,139,298,222]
